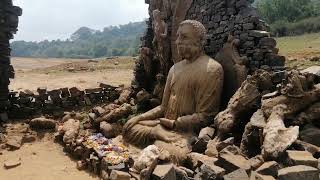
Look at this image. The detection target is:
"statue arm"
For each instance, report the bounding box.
[175,65,224,129]
[136,68,173,121]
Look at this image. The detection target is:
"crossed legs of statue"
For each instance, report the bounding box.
[124,120,193,162]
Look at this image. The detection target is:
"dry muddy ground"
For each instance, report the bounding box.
[0,133,98,180]
[10,57,135,92]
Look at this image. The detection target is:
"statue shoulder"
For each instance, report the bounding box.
[201,55,223,74]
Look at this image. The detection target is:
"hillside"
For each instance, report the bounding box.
[11,21,146,59]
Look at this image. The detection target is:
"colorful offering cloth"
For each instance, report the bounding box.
[83,133,130,165]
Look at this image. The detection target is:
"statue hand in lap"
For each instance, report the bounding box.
[123,20,224,146]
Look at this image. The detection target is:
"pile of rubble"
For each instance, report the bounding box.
[17,68,315,180]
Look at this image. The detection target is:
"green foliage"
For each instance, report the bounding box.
[255,0,320,36]
[11,21,146,58]
[256,0,318,24]
[271,16,320,36]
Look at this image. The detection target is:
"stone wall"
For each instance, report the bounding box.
[7,84,120,119]
[0,0,22,113]
[134,0,285,93]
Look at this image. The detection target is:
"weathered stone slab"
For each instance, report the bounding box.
[278,165,319,180]
[287,150,318,168]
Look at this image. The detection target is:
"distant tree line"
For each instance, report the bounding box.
[255,0,320,36]
[11,21,146,58]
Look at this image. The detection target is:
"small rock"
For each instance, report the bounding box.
[205,140,218,157]
[215,153,251,173]
[198,127,215,141]
[302,66,320,76]
[249,155,264,170]
[200,163,225,180]
[100,122,115,138]
[22,133,37,143]
[133,145,160,172]
[278,165,319,180]
[6,135,22,150]
[300,124,320,147]
[216,137,234,152]
[29,117,56,129]
[4,158,21,169]
[286,150,318,168]
[256,161,279,177]
[177,166,194,177]
[152,164,176,180]
[187,152,218,170]
[76,160,87,170]
[192,138,208,153]
[254,172,276,180]
[159,149,171,162]
[110,170,131,180]
[220,145,242,156]
[92,106,106,116]
[101,170,109,180]
[223,169,249,180]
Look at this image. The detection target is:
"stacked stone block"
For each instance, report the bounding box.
[186,0,285,72]
[0,0,22,112]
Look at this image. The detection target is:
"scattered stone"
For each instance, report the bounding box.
[133,145,160,172]
[100,122,115,138]
[205,139,219,157]
[4,158,21,169]
[302,66,320,76]
[92,106,106,116]
[249,155,264,170]
[152,164,176,180]
[286,150,318,168]
[216,137,234,152]
[187,152,218,170]
[192,138,208,153]
[6,135,22,150]
[278,165,319,180]
[22,133,37,143]
[76,160,87,171]
[110,170,131,180]
[223,169,249,180]
[215,153,251,173]
[198,127,215,141]
[101,170,109,180]
[300,124,320,147]
[59,119,80,144]
[256,161,280,177]
[29,117,56,129]
[200,163,225,180]
[159,149,171,162]
[220,145,242,156]
[254,172,276,180]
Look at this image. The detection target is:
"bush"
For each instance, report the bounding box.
[271,16,320,36]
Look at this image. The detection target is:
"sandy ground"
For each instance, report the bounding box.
[0,134,98,180]
[10,57,135,92]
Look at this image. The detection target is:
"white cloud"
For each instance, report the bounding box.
[12,0,149,41]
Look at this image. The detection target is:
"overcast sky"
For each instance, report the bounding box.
[12,0,149,41]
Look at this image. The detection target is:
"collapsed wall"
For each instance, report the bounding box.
[0,0,21,116]
[134,0,285,94]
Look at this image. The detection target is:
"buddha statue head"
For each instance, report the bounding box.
[176,20,207,62]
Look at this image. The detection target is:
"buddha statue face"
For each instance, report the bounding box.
[176,20,206,61]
